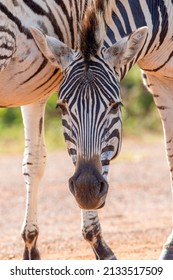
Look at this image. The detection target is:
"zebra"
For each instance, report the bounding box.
[0,0,172,261]
[31,0,173,260]
[0,0,90,260]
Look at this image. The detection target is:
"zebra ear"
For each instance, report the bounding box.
[30,27,75,70]
[104,27,148,67]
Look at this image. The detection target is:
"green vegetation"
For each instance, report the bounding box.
[121,65,162,137]
[0,94,65,154]
[0,66,162,154]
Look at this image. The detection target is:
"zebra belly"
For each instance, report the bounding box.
[0,60,62,108]
[138,40,173,79]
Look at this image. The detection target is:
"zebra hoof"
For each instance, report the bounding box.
[96,256,117,260]
[159,248,173,260]
[96,254,117,260]
[109,255,117,260]
[23,246,41,260]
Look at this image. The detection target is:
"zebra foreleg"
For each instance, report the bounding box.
[159,120,173,260]
[159,232,173,260]
[81,210,117,260]
[21,101,47,260]
[146,75,173,260]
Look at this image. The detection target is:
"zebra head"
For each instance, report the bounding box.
[30,16,147,210]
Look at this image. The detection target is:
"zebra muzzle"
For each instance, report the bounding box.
[69,158,109,210]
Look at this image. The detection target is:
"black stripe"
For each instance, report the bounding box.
[23,0,64,41]
[0,43,14,51]
[64,132,75,144]
[157,106,169,110]
[106,26,116,44]
[23,0,47,16]
[129,0,147,29]
[107,117,120,131]
[168,155,173,158]
[158,0,169,48]
[120,65,127,80]
[21,58,48,85]
[102,145,114,153]
[0,2,32,39]
[40,73,63,95]
[39,117,43,135]
[101,159,110,166]
[145,0,160,54]
[0,26,16,40]
[107,129,120,142]
[68,148,76,155]
[0,54,12,59]
[55,0,76,47]
[23,173,31,177]
[22,162,33,166]
[142,50,173,72]
[112,11,126,37]
[62,119,71,131]
[32,68,60,92]
[116,0,132,34]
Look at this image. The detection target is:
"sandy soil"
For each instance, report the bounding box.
[0,137,172,260]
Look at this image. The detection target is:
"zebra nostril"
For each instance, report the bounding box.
[69,178,76,196]
[99,180,108,196]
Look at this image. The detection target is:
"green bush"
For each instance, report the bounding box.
[121,65,162,136]
[0,93,65,153]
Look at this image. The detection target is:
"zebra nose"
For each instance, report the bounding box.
[69,178,77,196]
[69,172,109,210]
[69,177,108,196]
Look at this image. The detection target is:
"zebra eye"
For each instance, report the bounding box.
[109,102,122,114]
[57,102,68,115]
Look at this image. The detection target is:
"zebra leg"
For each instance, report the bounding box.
[144,74,173,259]
[159,102,173,260]
[81,210,117,260]
[159,114,173,260]
[20,101,47,260]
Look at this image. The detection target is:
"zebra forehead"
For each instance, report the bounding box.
[59,76,121,106]
[62,58,118,84]
[59,62,121,104]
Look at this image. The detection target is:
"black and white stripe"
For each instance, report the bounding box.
[1,0,173,260]
[53,0,173,260]
[59,56,122,172]
[0,0,88,107]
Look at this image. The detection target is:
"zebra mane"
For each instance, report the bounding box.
[79,0,107,65]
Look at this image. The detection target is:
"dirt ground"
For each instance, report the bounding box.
[0,137,172,260]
